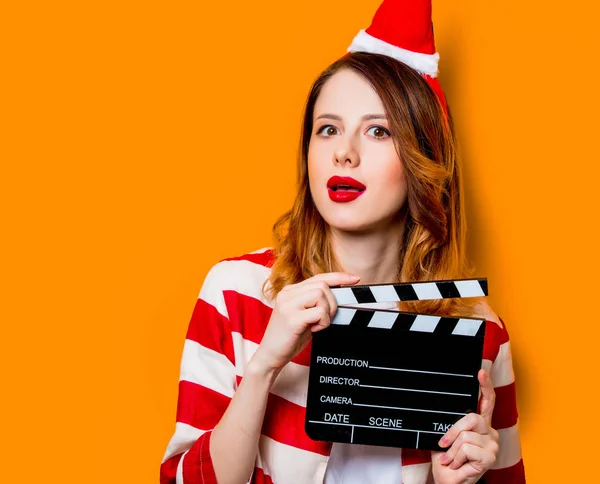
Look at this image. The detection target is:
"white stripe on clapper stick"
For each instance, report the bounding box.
[332,307,357,325]
[368,311,399,329]
[452,319,482,336]
[410,315,441,332]
[370,284,401,302]
[454,280,486,297]
[333,287,359,305]
[412,282,443,300]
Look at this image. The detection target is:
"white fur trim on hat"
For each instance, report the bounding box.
[347,29,440,78]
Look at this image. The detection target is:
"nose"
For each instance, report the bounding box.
[333,135,360,167]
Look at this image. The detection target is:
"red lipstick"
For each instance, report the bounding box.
[327,176,367,203]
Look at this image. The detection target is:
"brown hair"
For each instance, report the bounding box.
[263,52,482,317]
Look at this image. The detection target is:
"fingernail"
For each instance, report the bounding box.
[438,436,448,447]
[348,274,360,280]
[439,453,448,464]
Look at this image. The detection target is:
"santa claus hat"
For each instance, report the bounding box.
[347,0,448,115]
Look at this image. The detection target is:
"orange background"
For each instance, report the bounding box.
[3,0,598,482]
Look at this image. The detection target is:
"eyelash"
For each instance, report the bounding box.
[315,124,391,139]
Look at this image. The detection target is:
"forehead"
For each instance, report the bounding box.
[314,69,386,118]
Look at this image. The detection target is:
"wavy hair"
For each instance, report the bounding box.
[263,52,482,317]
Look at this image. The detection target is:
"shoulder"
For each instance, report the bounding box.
[219,246,276,268]
[200,247,276,300]
[469,298,503,330]
[471,298,513,364]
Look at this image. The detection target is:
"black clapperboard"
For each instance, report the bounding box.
[305,278,488,451]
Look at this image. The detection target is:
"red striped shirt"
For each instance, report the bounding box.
[160,248,525,483]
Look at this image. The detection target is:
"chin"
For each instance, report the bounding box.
[322,215,378,233]
[322,209,402,234]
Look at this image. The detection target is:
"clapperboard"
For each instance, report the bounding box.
[305,278,488,451]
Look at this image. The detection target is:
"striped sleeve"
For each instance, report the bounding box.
[480,317,526,483]
[160,262,237,484]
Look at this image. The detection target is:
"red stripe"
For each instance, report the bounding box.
[482,320,508,362]
[224,291,312,366]
[159,453,182,484]
[186,298,235,365]
[491,382,519,430]
[183,431,217,484]
[222,250,275,267]
[177,380,232,430]
[252,467,275,484]
[402,448,431,465]
[224,291,271,345]
[483,458,525,483]
[262,392,332,456]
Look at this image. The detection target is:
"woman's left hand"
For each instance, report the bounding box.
[431,369,500,484]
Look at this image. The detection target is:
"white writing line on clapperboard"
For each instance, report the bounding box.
[317,396,468,417]
[353,402,467,416]
[315,356,473,378]
[359,384,471,397]
[369,365,473,378]
[319,377,471,396]
[308,420,447,444]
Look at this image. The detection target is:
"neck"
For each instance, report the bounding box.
[328,220,405,285]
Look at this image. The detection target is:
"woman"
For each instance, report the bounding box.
[160,3,525,484]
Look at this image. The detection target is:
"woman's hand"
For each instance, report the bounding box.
[251,272,361,373]
[431,369,500,484]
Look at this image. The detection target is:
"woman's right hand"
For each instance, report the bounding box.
[251,272,361,373]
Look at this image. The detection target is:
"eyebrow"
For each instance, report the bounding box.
[314,113,387,121]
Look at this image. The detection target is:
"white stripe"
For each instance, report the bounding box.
[176,449,187,484]
[162,422,207,462]
[333,287,359,305]
[180,339,236,398]
[492,423,522,469]
[454,280,486,298]
[257,436,328,484]
[410,315,441,332]
[348,29,440,77]
[249,246,272,254]
[326,443,403,484]
[370,284,401,303]
[199,259,273,319]
[273,358,310,407]
[232,332,310,407]
[412,282,443,301]
[332,307,357,325]
[231,331,257,377]
[452,318,483,336]
[368,311,398,329]
[490,342,515,387]
[400,462,432,483]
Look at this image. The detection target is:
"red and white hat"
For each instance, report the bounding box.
[347,0,448,115]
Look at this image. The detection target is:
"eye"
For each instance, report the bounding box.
[367,126,391,139]
[316,125,339,137]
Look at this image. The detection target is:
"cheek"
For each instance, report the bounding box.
[307,144,327,185]
[373,152,407,192]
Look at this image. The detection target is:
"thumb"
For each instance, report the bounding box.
[306,272,361,286]
[478,369,496,426]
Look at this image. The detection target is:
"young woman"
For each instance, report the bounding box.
[160,3,525,483]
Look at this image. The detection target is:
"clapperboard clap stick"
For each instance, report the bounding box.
[305,278,488,451]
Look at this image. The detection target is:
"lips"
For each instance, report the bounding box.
[327,176,366,203]
[327,176,366,191]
